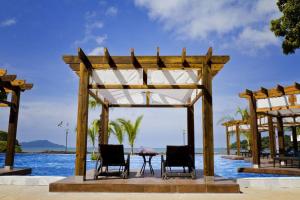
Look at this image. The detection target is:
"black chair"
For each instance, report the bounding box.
[94,144,130,179]
[161,145,195,179]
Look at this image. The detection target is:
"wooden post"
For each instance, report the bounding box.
[202,48,214,181]
[226,126,230,155]
[100,100,109,144]
[4,88,21,169]
[267,116,276,158]
[248,94,260,167]
[292,126,298,155]
[187,105,195,167]
[75,62,89,179]
[236,125,240,156]
[277,117,285,156]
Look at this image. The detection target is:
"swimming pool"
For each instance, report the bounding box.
[0,153,289,178]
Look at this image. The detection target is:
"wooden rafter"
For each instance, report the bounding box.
[78,48,93,72]
[240,82,300,99]
[64,48,229,107]
[63,48,229,72]
[109,104,188,108]
[0,69,7,76]
[0,75,16,82]
[89,84,204,90]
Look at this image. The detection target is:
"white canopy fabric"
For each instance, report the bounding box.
[90,69,201,105]
[257,94,300,116]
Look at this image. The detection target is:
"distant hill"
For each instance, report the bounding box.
[21,140,65,149]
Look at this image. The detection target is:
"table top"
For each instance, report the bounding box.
[135,152,159,156]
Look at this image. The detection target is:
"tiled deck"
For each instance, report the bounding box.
[49,170,240,193]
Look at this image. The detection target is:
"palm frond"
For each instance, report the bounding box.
[217,115,235,125]
[110,120,124,144]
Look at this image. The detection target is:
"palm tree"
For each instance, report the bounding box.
[218,107,252,150]
[110,120,124,144]
[235,107,252,150]
[89,97,99,110]
[235,107,250,121]
[118,115,143,154]
[88,119,100,159]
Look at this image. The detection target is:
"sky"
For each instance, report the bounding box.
[0,0,299,149]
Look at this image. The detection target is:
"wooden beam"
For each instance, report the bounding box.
[291,126,298,154]
[226,127,230,155]
[63,55,230,70]
[267,116,276,159]
[0,69,7,76]
[89,84,204,90]
[0,99,14,107]
[109,104,188,108]
[277,116,285,157]
[248,94,260,167]
[20,83,33,91]
[78,48,93,72]
[187,105,195,167]
[295,82,300,90]
[0,103,9,107]
[236,124,240,156]
[182,48,186,63]
[130,48,147,84]
[202,47,214,181]
[190,91,203,106]
[104,48,117,69]
[146,91,150,105]
[75,62,89,179]
[100,99,109,144]
[5,88,20,168]
[276,84,285,94]
[89,90,105,105]
[240,84,300,99]
[260,87,268,96]
[156,47,161,65]
[0,75,17,82]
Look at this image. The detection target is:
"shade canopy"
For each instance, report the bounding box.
[240,83,300,117]
[63,48,230,107]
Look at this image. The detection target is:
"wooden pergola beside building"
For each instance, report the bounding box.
[63,47,230,182]
[0,69,33,175]
[240,83,300,168]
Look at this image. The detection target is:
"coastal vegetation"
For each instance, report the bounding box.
[118,115,143,154]
[218,107,252,150]
[231,135,296,151]
[0,130,22,153]
[88,97,143,158]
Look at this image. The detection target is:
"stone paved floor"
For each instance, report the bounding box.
[1,185,300,200]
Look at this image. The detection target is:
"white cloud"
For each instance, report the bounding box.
[88,47,104,55]
[134,0,280,52]
[105,6,118,16]
[95,34,107,45]
[0,18,16,27]
[235,26,279,54]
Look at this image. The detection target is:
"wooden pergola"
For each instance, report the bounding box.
[64,47,230,181]
[240,83,300,168]
[0,69,33,170]
[221,117,297,158]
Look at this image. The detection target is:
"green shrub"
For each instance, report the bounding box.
[0,141,22,153]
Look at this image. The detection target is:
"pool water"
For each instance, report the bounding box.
[0,153,289,178]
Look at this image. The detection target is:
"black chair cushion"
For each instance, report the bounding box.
[100,144,126,166]
[165,145,191,167]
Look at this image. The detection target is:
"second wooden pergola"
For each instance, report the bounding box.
[63,47,230,181]
[240,83,300,167]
